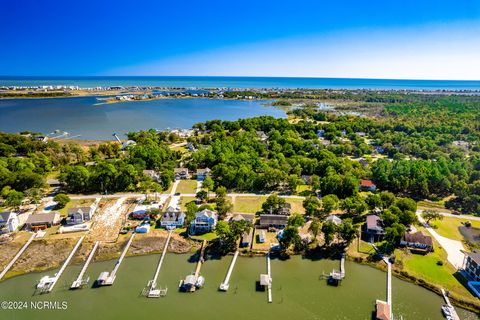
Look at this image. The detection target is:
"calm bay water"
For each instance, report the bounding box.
[0,254,476,320]
[0,97,285,140]
[1,76,480,90]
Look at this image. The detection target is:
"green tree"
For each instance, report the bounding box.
[288,214,305,228]
[196,190,208,203]
[422,210,444,224]
[215,186,232,218]
[303,195,321,217]
[341,195,368,216]
[5,190,24,211]
[338,219,358,244]
[321,194,339,216]
[321,221,337,246]
[262,193,287,214]
[308,218,321,242]
[186,201,199,224]
[54,193,71,209]
[279,226,302,251]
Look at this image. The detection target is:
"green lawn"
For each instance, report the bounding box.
[191,232,218,241]
[176,180,198,194]
[180,197,196,211]
[233,196,265,213]
[430,216,480,241]
[285,198,305,214]
[398,241,469,296]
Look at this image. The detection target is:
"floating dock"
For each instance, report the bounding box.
[441,288,460,320]
[71,241,99,289]
[37,235,85,293]
[97,232,136,286]
[0,232,36,281]
[179,239,206,292]
[143,230,173,297]
[219,250,239,291]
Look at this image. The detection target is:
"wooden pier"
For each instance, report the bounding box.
[71,241,99,289]
[374,257,392,320]
[143,230,173,297]
[97,232,136,286]
[219,250,239,291]
[0,232,35,281]
[259,252,273,303]
[441,288,460,320]
[38,235,85,293]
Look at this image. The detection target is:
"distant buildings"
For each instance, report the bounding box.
[0,212,19,233]
[174,168,190,180]
[359,179,377,192]
[189,209,217,234]
[196,168,211,181]
[143,170,161,182]
[326,215,343,226]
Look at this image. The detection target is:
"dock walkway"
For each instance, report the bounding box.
[267,253,272,303]
[144,230,173,297]
[98,232,136,286]
[441,288,460,320]
[0,232,35,281]
[71,241,99,289]
[41,235,85,293]
[219,250,239,291]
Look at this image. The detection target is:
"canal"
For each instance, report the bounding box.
[0,254,477,319]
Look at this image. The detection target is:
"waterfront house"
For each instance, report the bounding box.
[359,179,377,192]
[0,211,19,233]
[363,215,384,243]
[189,209,217,234]
[67,206,93,225]
[259,214,288,229]
[196,168,211,181]
[143,170,161,182]
[463,250,480,281]
[25,212,61,231]
[160,207,185,228]
[174,168,190,180]
[400,231,433,253]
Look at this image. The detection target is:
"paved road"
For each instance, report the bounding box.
[416,211,465,269]
[437,212,480,222]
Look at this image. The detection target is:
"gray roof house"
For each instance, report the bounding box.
[189,209,217,234]
[25,212,61,230]
[174,168,190,180]
[259,214,288,229]
[160,207,186,228]
[67,207,93,225]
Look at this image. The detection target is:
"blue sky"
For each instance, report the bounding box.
[1,0,479,79]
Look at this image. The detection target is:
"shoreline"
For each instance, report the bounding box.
[1,238,478,313]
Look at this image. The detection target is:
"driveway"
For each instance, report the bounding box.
[417,210,465,269]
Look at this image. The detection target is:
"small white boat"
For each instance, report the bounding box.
[195,276,205,288]
[441,304,454,320]
[37,276,55,289]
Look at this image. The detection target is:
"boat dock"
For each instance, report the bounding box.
[143,230,173,297]
[179,239,206,292]
[0,232,36,281]
[97,232,136,286]
[71,241,99,289]
[374,257,392,320]
[219,250,239,291]
[328,253,346,285]
[259,252,273,303]
[37,235,85,293]
[441,288,460,320]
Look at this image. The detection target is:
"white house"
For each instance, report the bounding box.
[189,209,217,234]
[0,212,19,233]
[160,207,186,228]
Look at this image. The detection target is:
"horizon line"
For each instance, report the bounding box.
[1,75,480,82]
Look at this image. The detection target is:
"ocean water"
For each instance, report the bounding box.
[0,97,284,140]
[1,76,480,90]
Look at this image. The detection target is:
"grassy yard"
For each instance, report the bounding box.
[191,232,218,241]
[396,237,472,299]
[176,180,198,194]
[430,216,480,241]
[180,197,196,211]
[251,229,278,251]
[285,198,305,214]
[233,196,265,213]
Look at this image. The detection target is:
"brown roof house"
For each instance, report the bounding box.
[400,231,433,253]
[259,214,288,229]
[363,215,384,243]
[25,212,61,231]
